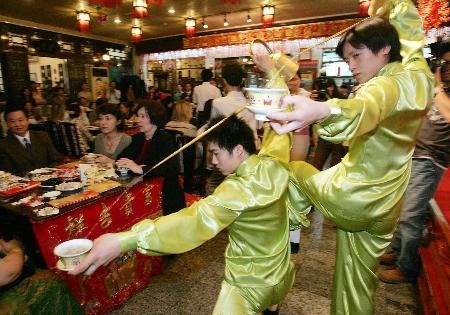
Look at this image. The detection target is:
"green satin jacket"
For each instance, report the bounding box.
[298,0,435,234]
[117,130,311,288]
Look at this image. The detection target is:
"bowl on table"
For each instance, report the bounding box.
[55,181,84,194]
[54,239,93,271]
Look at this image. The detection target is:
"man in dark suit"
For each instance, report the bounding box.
[0,107,61,176]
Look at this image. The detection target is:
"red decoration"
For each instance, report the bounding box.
[133,0,148,18]
[131,26,142,42]
[89,0,122,8]
[418,0,450,30]
[358,0,370,17]
[185,18,196,38]
[261,5,275,28]
[97,13,108,25]
[77,12,91,32]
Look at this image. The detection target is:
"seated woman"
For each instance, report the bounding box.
[94,104,132,163]
[70,104,94,154]
[0,237,83,314]
[118,101,136,124]
[116,100,186,215]
[164,101,197,138]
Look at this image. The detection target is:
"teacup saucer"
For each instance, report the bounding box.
[245,106,283,121]
[56,259,74,272]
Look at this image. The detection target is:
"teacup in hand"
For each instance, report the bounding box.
[54,239,93,271]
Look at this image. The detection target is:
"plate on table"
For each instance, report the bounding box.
[245,106,283,121]
[56,259,73,271]
[29,168,57,175]
[55,182,84,192]
[32,174,58,182]
[37,206,59,217]
[41,191,62,199]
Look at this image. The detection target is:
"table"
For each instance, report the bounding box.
[418,170,450,315]
[1,176,165,315]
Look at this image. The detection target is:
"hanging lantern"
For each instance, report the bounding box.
[133,0,148,18]
[261,5,275,28]
[185,18,196,38]
[76,11,91,32]
[131,26,142,42]
[358,0,370,17]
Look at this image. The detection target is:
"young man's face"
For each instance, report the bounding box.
[343,42,391,84]
[6,110,29,137]
[208,142,243,175]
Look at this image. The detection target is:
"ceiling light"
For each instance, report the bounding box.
[202,18,208,29]
[76,11,90,33]
[102,53,111,61]
[223,14,229,27]
[168,8,175,14]
[131,26,143,42]
[114,16,122,24]
[246,10,252,23]
[133,0,148,18]
[185,18,196,37]
[261,4,275,28]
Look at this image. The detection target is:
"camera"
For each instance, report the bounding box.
[317,70,328,101]
[427,39,450,74]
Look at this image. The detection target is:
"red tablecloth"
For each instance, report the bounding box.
[31,178,164,315]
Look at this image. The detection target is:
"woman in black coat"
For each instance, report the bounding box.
[116,100,185,215]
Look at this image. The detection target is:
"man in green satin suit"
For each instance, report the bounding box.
[258,0,435,314]
[70,115,312,314]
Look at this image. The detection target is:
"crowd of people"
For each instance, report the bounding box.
[0,0,449,314]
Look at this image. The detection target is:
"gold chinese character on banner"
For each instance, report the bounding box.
[65,215,87,238]
[142,184,154,206]
[100,203,112,229]
[121,191,135,216]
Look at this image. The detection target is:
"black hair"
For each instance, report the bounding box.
[4,106,27,120]
[222,63,244,87]
[205,115,256,155]
[136,100,167,128]
[201,69,213,82]
[97,104,124,130]
[336,17,401,63]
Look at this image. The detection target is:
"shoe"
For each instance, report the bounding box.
[262,308,279,314]
[379,251,397,265]
[378,267,412,284]
[290,242,299,254]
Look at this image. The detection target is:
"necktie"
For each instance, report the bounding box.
[24,138,34,157]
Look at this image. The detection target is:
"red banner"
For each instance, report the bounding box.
[31,178,164,315]
[183,18,362,49]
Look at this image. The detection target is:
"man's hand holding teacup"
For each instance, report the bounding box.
[266,95,331,135]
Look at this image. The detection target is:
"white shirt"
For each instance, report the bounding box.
[193,82,221,112]
[106,89,121,104]
[14,131,31,147]
[211,91,257,133]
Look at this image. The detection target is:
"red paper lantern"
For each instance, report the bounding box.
[76,11,90,32]
[261,5,275,28]
[358,0,370,17]
[131,26,142,42]
[185,18,196,38]
[133,0,148,18]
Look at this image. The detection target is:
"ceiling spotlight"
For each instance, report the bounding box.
[168,8,175,14]
[114,16,121,24]
[102,53,111,61]
[246,10,252,23]
[223,14,229,27]
[202,18,208,29]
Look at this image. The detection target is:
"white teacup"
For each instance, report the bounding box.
[54,239,93,270]
[245,88,288,109]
